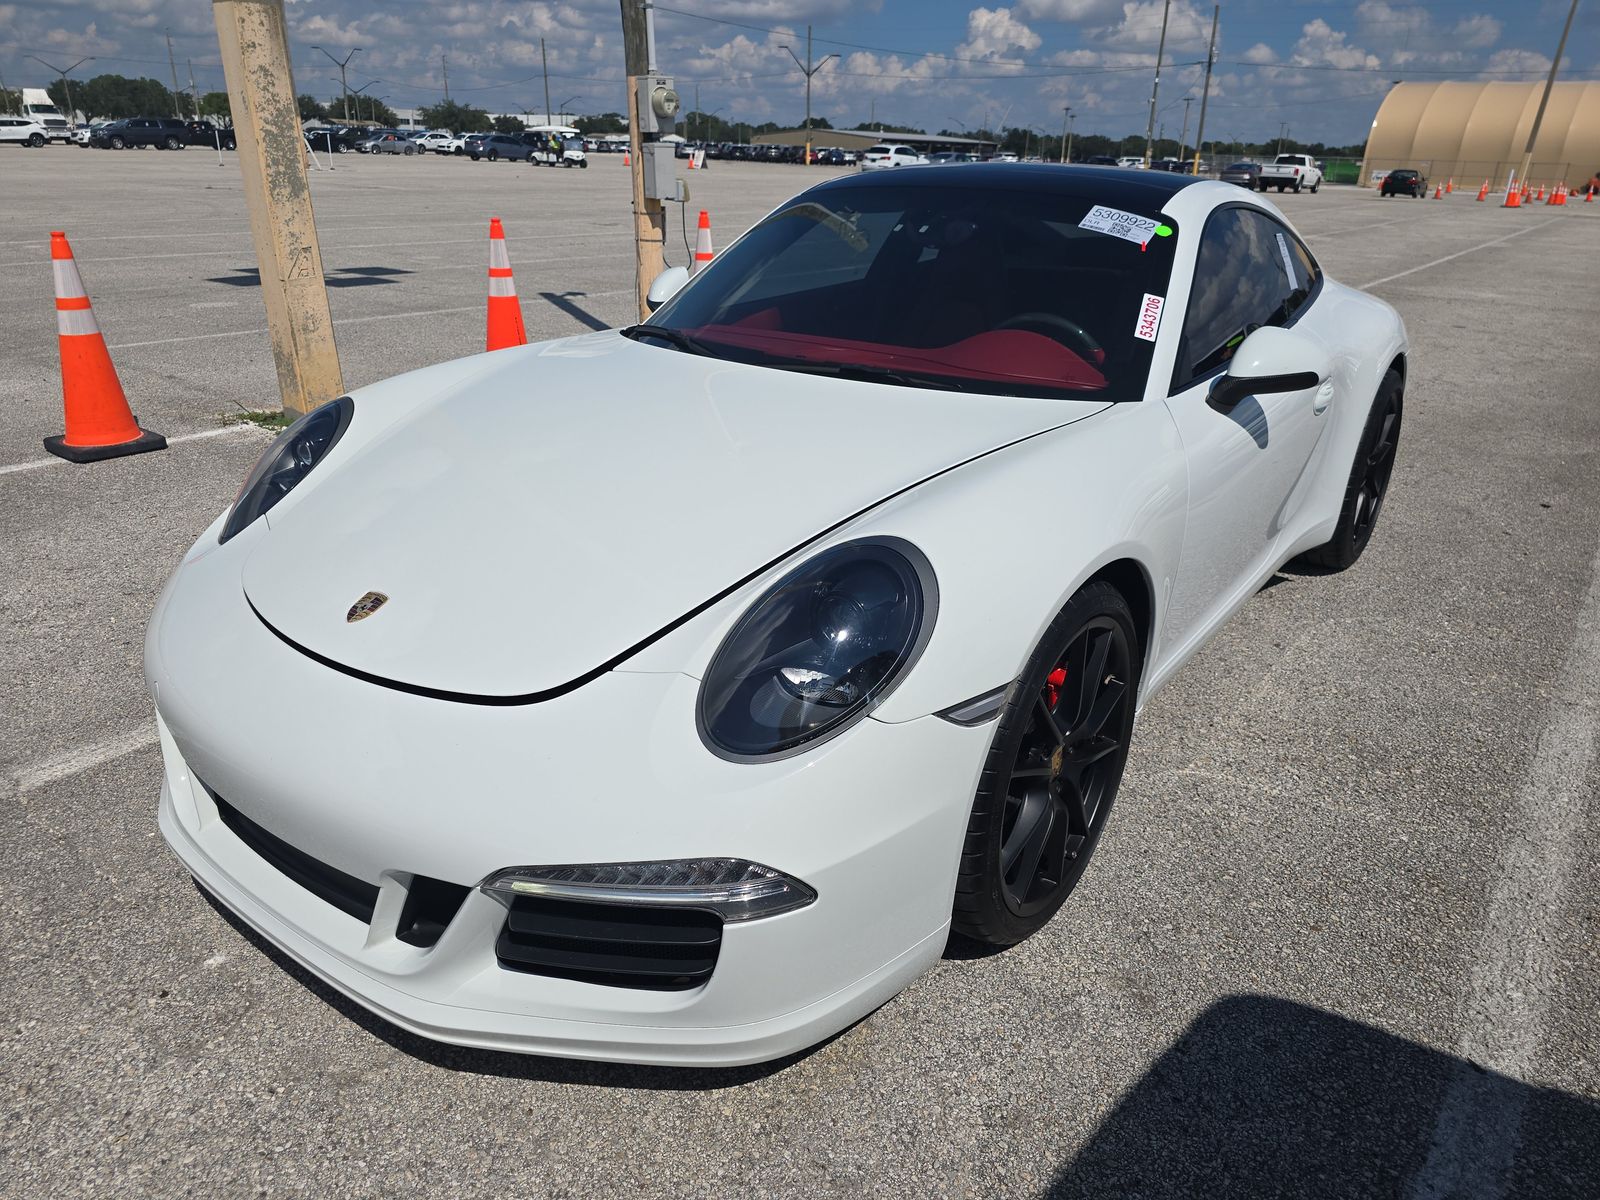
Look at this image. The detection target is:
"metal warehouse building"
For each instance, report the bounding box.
[1359,80,1600,189]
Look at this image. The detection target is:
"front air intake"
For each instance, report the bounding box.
[207,787,379,924]
[495,895,721,990]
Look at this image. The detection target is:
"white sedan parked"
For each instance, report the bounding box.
[859,143,928,170]
[148,166,1405,1067]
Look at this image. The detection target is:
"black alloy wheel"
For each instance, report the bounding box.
[487,149,498,161]
[164,135,182,150]
[110,135,125,149]
[29,133,45,147]
[1294,368,1403,572]
[953,581,1140,946]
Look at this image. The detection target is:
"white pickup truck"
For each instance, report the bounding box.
[1257,153,1323,194]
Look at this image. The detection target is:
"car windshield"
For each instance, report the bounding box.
[643,183,1180,402]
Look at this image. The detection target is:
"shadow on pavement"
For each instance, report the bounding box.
[1046,995,1600,1199]
[537,290,611,331]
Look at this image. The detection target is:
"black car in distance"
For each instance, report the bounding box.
[1381,168,1428,197]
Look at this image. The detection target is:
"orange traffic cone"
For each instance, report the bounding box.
[1535,184,1545,202]
[622,149,630,166]
[686,150,696,170]
[1476,180,1489,201]
[485,217,526,352]
[691,209,714,276]
[1446,178,1453,193]
[1587,185,1595,203]
[1504,186,1521,208]
[44,231,165,463]
[1433,183,1442,199]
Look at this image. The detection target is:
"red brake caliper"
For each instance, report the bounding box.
[1043,666,1067,711]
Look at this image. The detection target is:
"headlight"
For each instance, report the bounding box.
[219,397,353,543]
[698,538,936,760]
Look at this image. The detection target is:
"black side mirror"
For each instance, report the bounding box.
[1207,370,1320,414]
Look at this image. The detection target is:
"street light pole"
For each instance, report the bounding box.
[1517,0,1579,189]
[312,45,362,122]
[25,55,93,124]
[780,25,837,164]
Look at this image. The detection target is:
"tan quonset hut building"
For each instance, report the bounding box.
[1360,81,1600,190]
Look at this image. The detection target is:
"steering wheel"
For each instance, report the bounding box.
[996,311,1103,362]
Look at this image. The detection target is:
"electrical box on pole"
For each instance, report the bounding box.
[622,1,675,321]
[213,0,343,417]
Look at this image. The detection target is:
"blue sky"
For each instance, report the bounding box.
[4,1,1597,145]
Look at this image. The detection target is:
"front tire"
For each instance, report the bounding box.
[110,136,125,149]
[164,136,182,150]
[29,133,45,147]
[1293,369,1403,572]
[952,581,1140,946]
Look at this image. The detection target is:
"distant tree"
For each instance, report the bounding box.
[493,114,526,133]
[0,87,21,115]
[804,116,833,131]
[418,99,491,132]
[855,120,924,135]
[198,91,233,124]
[298,94,327,121]
[49,74,179,120]
[575,111,627,134]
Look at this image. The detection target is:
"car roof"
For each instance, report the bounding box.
[810,163,1202,206]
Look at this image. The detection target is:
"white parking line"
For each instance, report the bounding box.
[1360,218,1562,288]
[0,424,261,477]
[1407,534,1600,1198]
[14,726,160,794]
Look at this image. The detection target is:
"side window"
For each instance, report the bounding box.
[1178,208,1314,384]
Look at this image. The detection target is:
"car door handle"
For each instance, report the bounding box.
[1313,379,1334,415]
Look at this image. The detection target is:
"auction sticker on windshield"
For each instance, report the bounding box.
[1080,205,1161,246]
[1134,293,1164,342]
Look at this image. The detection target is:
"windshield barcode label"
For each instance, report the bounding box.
[1080,205,1161,246]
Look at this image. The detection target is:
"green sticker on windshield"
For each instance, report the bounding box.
[1154,224,1173,237]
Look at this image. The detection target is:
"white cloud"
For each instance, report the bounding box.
[1483,48,1553,77]
[1290,19,1380,71]
[955,7,1042,65]
[1241,42,1277,65]
[1015,0,1122,19]
[1091,1,1211,53]
[1452,15,1503,51]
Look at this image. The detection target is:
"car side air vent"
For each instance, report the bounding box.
[396,875,472,947]
[207,786,379,924]
[495,896,722,990]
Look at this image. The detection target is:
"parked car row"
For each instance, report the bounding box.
[77,117,238,151]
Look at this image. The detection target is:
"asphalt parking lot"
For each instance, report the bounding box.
[3,147,1598,1197]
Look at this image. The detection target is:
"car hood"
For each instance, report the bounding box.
[241,333,1106,698]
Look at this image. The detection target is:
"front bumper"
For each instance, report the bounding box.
[148,526,992,1066]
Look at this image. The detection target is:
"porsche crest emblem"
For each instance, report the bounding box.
[346,592,389,623]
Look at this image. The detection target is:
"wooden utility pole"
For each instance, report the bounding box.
[622,0,666,321]
[1191,5,1218,175]
[166,29,183,116]
[442,55,450,101]
[1143,0,1171,167]
[541,38,551,124]
[213,0,342,417]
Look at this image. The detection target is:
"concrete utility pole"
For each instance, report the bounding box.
[1143,0,1171,167]
[780,26,837,165]
[312,45,361,122]
[442,55,450,102]
[166,29,183,116]
[1178,96,1193,162]
[0,68,11,114]
[541,38,551,125]
[1277,121,1289,156]
[1191,5,1218,175]
[1517,0,1579,187]
[187,57,200,118]
[213,0,343,417]
[622,0,666,321]
[1060,105,1071,164]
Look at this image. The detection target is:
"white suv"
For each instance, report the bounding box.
[859,144,927,170]
[0,117,50,148]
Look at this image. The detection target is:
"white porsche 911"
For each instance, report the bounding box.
[148,166,1405,1066]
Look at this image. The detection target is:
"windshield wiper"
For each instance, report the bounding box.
[766,361,967,392]
[619,324,713,357]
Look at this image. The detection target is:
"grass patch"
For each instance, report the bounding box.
[233,410,293,431]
